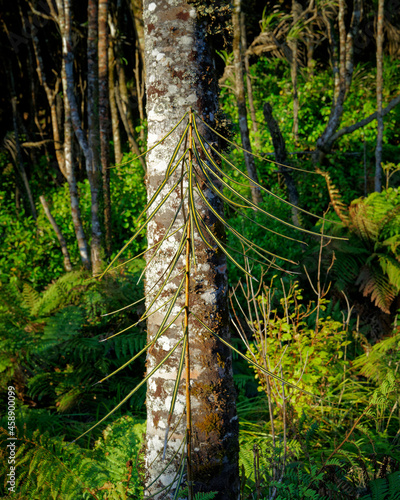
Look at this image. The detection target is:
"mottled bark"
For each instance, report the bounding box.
[63,0,104,275]
[98,0,112,256]
[143,1,239,498]
[263,102,300,227]
[375,0,384,193]
[40,195,73,271]
[233,0,261,205]
[47,0,92,270]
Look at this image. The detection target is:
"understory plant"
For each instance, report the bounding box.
[231,269,400,498]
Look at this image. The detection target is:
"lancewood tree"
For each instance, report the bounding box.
[142,0,239,497]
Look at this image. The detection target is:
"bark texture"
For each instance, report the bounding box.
[64,0,104,275]
[375,0,384,193]
[143,1,239,498]
[98,0,112,256]
[55,0,91,270]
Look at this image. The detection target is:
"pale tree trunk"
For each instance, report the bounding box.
[36,0,92,271]
[63,62,92,271]
[232,0,261,205]
[98,0,112,256]
[63,0,104,276]
[375,0,384,193]
[143,1,239,498]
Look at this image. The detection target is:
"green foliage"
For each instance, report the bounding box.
[361,472,400,500]
[0,267,146,441]
[220,56,400,214]
[0,415,145,499]
[322,187,400,313]
[0,154,146,289]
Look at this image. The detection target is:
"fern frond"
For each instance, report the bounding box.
[317,168,349,225]
[356,265,397,313]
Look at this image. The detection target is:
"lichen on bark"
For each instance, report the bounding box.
[143,1,239,498]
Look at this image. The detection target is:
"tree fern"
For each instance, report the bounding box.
[320,184,400,313]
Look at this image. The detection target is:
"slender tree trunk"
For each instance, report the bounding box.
[34,0,92,270]
[240,13,258,139]
[130,0,146,145]
[263,102,300,227]
[40,195,73,271]
[30,19,66,177]
[98,0,112,256]
[375,0,384,193]
[143,1,239,498]
[63,60,92,270]
[108,39,123,164]
[114,84,146,170]
[232,0,261,205]
[87,0,104,275]
[8,70,37,221]
[63,0,104,275]
[289,0,301,144]
[306,31,314,77]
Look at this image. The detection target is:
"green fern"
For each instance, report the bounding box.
[361,471,400,499]
[321,187,400,313]
[0,415,145,499]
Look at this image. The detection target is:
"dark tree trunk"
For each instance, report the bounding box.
[8,69,37,221]
[240,12,258,140]
[143,1,239,498]
[263,102,300,227]
[87,0,104,275]
[98,0,112,256]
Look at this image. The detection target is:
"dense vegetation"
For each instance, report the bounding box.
[1,0,400,498]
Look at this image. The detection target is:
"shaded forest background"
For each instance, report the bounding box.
[0,0,400,498]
